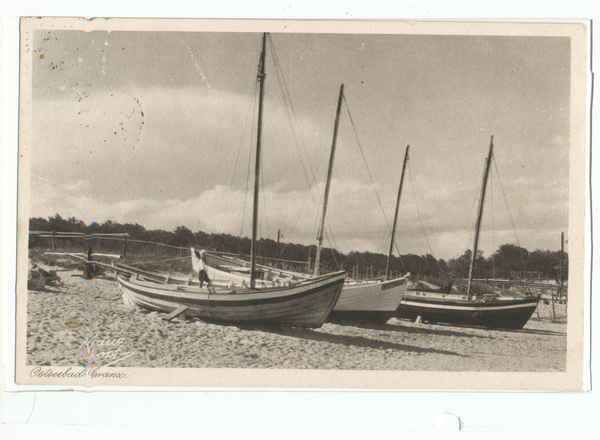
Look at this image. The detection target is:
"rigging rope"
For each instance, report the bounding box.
[220,79,259,234]
[125,256,190,266]
[341,95,414,274]
[492,154,527,270]
[324,221,341,270]
[407,161,436,258]
[268,35,360,268]
[238,81,259,254]
[442,174,481,282]
[342,96,393,249]
[268,36,323,216]
[259,160,272,241]
[267,34,328,258]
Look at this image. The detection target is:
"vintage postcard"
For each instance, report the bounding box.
[14,17,589,389]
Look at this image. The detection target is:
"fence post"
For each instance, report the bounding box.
[122,236,127,258]
[84,247,94,279]
[51,230,56,252]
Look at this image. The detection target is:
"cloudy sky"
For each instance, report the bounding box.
[29,30,570,260]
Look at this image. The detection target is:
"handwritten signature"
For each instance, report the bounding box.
[81,337,134,367]
[30,338,135,379]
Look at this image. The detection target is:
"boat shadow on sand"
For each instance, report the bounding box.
[329,318,496,339]
[390,319,566,337]
[238,325,467,357]
[484,326,566,337]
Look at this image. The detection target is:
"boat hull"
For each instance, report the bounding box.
[329,277,409,324]
[196,249,410,325]
[117,270,346,328]
[199,250,409,324]
[396,291,542,329]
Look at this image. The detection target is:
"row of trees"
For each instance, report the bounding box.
[450,245,567,281]
[28,214,568,280]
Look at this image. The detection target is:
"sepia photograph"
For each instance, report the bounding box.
[14,17,588,389]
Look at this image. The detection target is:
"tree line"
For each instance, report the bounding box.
[28,214,568,280]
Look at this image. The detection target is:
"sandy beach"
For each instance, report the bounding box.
[26,264,567,372]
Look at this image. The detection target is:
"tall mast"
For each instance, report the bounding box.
[314,84,344,277]
[250,33,267,289]
[385,145,410,280]
[466,135,494,300]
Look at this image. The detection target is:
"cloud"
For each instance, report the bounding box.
[27,32,571,261]
[32,84,348,204]
[29,165,568,261]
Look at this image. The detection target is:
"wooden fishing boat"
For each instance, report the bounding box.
[194,248,408,325]
[396,289,541,329]
[117,270,345,327]
[322,140,410,324]
[329,277,408,324]
[114,33,346,328]
[193,88,409,325]
[396,136,541,329]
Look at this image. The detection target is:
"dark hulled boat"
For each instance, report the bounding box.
[396,290,541,329]
[396,137,541,330]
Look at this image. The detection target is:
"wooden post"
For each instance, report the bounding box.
[561,232,564,289]
[122,236,127,257]
[561,232,566,316]
[276,229,281,268]
[51,230,56,252]
[84,247,94,280]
